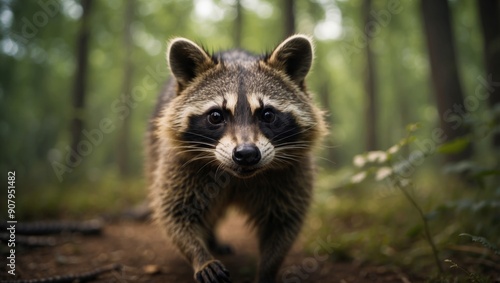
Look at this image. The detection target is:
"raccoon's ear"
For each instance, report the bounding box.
[265,34,314,86]
[167,38,215,90]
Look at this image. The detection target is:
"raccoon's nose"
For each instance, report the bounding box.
[232,144,261,166]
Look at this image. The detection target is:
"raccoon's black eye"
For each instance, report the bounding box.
[207,110,224,125]
[261,109,276,123]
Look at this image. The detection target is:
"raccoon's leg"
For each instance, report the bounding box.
[205,208,233,255]
[254,215,303,283]
[165,212,231,283]
[251,172,311,283]
[154,186,231,283]
[207,230,234,255]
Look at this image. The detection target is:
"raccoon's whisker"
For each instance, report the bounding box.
[178,141,217,148]
[275,148,308,154]
[276,147,336,165]
[271,157,296,168]
[275,140,309,144]
[275,144,310,150]
[269,139,340,152]
[272,123,318,144]
[274,142,311,151]
[174,146,213,152]
[180,155,214,169]
[168,142,217,156]
[186,141,217,148]
[315,156,336,165]
[196,159,219,174]
[174,148,215,155]
[275,154,301,163]
[214,163,227,180]
[173,148,214,156]
[316,143,342,150]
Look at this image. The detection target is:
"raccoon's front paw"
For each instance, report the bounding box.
[195,260,231,283]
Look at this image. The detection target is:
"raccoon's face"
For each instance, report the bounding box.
[161,35,325,178]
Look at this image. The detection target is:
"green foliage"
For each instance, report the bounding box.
[459,234,500,256]
[14,171,146,220]
[438,137,471,155]
[306,120,499,278]
[347,124,444,273]
[442,259,491,283]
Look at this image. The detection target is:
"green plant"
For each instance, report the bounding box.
[344,118,500,278]
[443,259,490,283]
[347,123,444,273]
[459,234,500,256]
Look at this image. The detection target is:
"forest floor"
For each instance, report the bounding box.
[2,211,426,283]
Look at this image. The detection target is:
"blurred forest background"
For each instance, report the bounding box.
[1,0,499,279]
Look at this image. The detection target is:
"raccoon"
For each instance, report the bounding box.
[146,34,326,283]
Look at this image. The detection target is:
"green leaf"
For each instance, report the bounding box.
[437,137,470,154]
[459,233,500,255]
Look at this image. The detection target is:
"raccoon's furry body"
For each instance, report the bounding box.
[147,35,326,283]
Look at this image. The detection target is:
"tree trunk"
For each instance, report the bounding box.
[388,40,409,154]
[420,0,472,162]
[283,0,295,37]
[477,0,500,148]
[70,0,92,163]
[363,0,377,151]
[234,0,243,48]
[117,0,134,176]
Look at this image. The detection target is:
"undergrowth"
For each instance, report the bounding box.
[14,170,146,220]
[306,117,500,281]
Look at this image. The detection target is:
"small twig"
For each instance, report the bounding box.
[396,181,443,273]
[445,259,483,283]
[2,263,122,283]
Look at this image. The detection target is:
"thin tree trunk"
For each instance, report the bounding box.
[389,41,409,154]
[234,0,242,48]
[117,0,134,176]
[363,0,377,151]
[70,0,92,162]
[420,0,472,162]
[283,0,295,37]
[477,0,500,148]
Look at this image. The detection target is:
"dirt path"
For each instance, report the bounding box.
[4,213,421,282]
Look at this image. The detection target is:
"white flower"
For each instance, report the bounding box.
[387,144,400,155]
[375,167,393,181]
[367,151,388,163]
[350,171,367,184]
[353,154,366,168]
